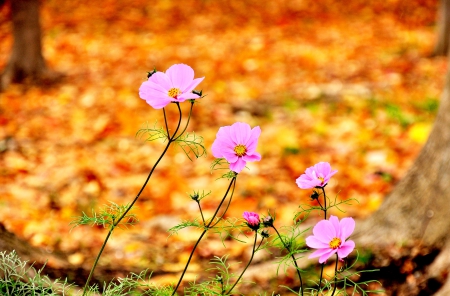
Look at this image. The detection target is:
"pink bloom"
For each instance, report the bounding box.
[243,211,260,228]
[211,122,261,173]
[296,162,337,189]
[306,215,355,263]
[139,64,204,109]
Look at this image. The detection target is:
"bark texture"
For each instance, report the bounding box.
[355,56,450,295]
[433,0,450,56]
[356,67,450,249]
[0,0,60,90]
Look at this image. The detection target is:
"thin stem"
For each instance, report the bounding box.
[316,198,323,211]
[225,231,259,294]
[171,177,237,295]
[321,187,327,220]
[272,225,304,296]
[197,201,205,225]
[82,227,114,295]
[318,263,325,292]
[163,107,170,138]
[173,101,194,141]
[316,186,328,293]
[115,106,182,224]
[209,180,236,228]
[170,102,183,140]
[330,254,339,296]
[82,106,183,295]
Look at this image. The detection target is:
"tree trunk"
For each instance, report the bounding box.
[356,70,450,246]
[433,0,450,57]
[0,0,60,90]
[355,54,450,295]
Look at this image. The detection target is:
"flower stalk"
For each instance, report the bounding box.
[83,102,186,295]
[171,177,237,295]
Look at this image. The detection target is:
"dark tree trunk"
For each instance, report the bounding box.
[433,0,450,57]
[0,0,60,90]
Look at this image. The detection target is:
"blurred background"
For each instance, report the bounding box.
[0,0,445,293]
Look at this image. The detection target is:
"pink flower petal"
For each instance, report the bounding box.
[313,220,336,242]
[306,236,330,249]
[337,240,355,259]
[339,217,355,240]
[296,162,337,190]
[329,216,341,238]
[229,157,247,173]
[243,152,261,162]
[307,216,356,264]
[139,64,204,109]
[166,64,194,89]
[319,249,337,263]
[149,72,172,90]
[182,77,205,94]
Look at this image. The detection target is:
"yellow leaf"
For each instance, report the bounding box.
[408,123,431,144]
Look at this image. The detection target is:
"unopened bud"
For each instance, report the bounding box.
[147,69,157,78]
[263,215,274,227]
[310,191,320,201]
[190,193,199,201]
[192,89,202,97]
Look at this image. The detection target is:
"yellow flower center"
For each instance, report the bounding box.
[329,237,342,249]
[318,177,324,183]
[168,88,181,98]
[234,144,247,157]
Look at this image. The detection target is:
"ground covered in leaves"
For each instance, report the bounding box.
[0,0,446,294]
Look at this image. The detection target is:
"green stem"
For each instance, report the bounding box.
[82,104,185,295]
[272,225,304,296]
[82,227,114,295]
[225,231,258,294]
[171,177,237,295]
[330,254,339,296]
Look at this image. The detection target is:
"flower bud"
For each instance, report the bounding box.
[263,215,274,227]
[261,230,270,238]
[243,211,260,231]
[190,192,199,201]
[147,69,157,78]
[192,90,203,97]
[310,190,320,201]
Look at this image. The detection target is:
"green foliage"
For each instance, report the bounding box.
[185,256,245,296]
[70,202,138,229]
[136,122,169,142]
[83,270,174,296]
[294,195,359,223]
[289,251,383,296]
[167,219,202,236]
[0,251,72,296]
[173,131,206,161]
[210,158,237,179]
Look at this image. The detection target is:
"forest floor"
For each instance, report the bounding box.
[0,0,446,294]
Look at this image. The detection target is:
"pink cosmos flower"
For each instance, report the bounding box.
[211,122,261,173]
[306,215,355,263]
[139,64,204,109]
[243,211,260,229]
[296,162,337,189]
